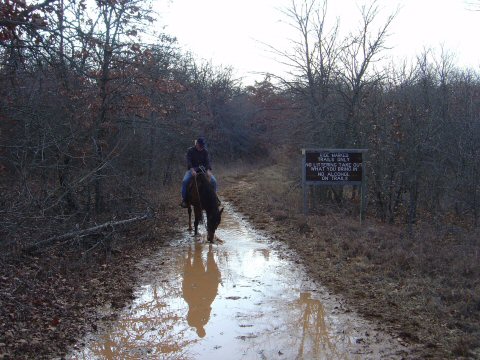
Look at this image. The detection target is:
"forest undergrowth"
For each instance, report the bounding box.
[0,186,184,359]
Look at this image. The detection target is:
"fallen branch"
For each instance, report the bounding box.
[24,209,154,253]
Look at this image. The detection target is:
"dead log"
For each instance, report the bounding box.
[24,208,154,253]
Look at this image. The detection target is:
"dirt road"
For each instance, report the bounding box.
[69,203,409,359]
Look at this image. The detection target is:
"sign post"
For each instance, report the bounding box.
[302,149,367,223]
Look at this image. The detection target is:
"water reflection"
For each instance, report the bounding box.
[72,204,401,360]
[254,248,270,261]
[297,292,334,358]
[79,281,194,359]
[182,243,221,338]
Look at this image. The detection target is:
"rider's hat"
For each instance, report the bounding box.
[196,137,206,147]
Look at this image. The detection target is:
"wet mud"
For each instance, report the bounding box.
[69,203,410,359]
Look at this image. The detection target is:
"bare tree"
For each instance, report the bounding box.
[266,0,341,144]
[336,0,398,147]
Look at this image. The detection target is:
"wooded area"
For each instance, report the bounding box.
[0,0,265,253]
[1,0,479,252]
[1,0,479,357]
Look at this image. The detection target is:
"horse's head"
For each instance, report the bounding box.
[207,207,223,242]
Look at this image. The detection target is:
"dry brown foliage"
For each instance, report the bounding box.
[219,160,480,359]
[0,187,183,359]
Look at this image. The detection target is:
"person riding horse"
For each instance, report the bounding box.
[180,137,218,208]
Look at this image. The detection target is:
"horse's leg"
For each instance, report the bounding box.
[188,205,192,231]
[207,230,214,243]
[193,206,202,236]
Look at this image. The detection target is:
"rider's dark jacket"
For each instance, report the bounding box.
[186,146,212,171]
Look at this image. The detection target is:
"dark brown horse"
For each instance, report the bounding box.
[186,172,223,242]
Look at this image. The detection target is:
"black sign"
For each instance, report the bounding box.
[305,151,363,183]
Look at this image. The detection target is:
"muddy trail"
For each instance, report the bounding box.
[68,202,409,359]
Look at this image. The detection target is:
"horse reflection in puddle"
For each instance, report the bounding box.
[182,243,221,338]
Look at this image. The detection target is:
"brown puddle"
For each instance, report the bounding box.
[69,203,409,359]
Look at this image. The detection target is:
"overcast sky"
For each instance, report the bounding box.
[156,0,480,85]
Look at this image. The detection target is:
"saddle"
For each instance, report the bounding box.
[187,174,220,207]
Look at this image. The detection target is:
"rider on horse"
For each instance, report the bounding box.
[180,137,218,208]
